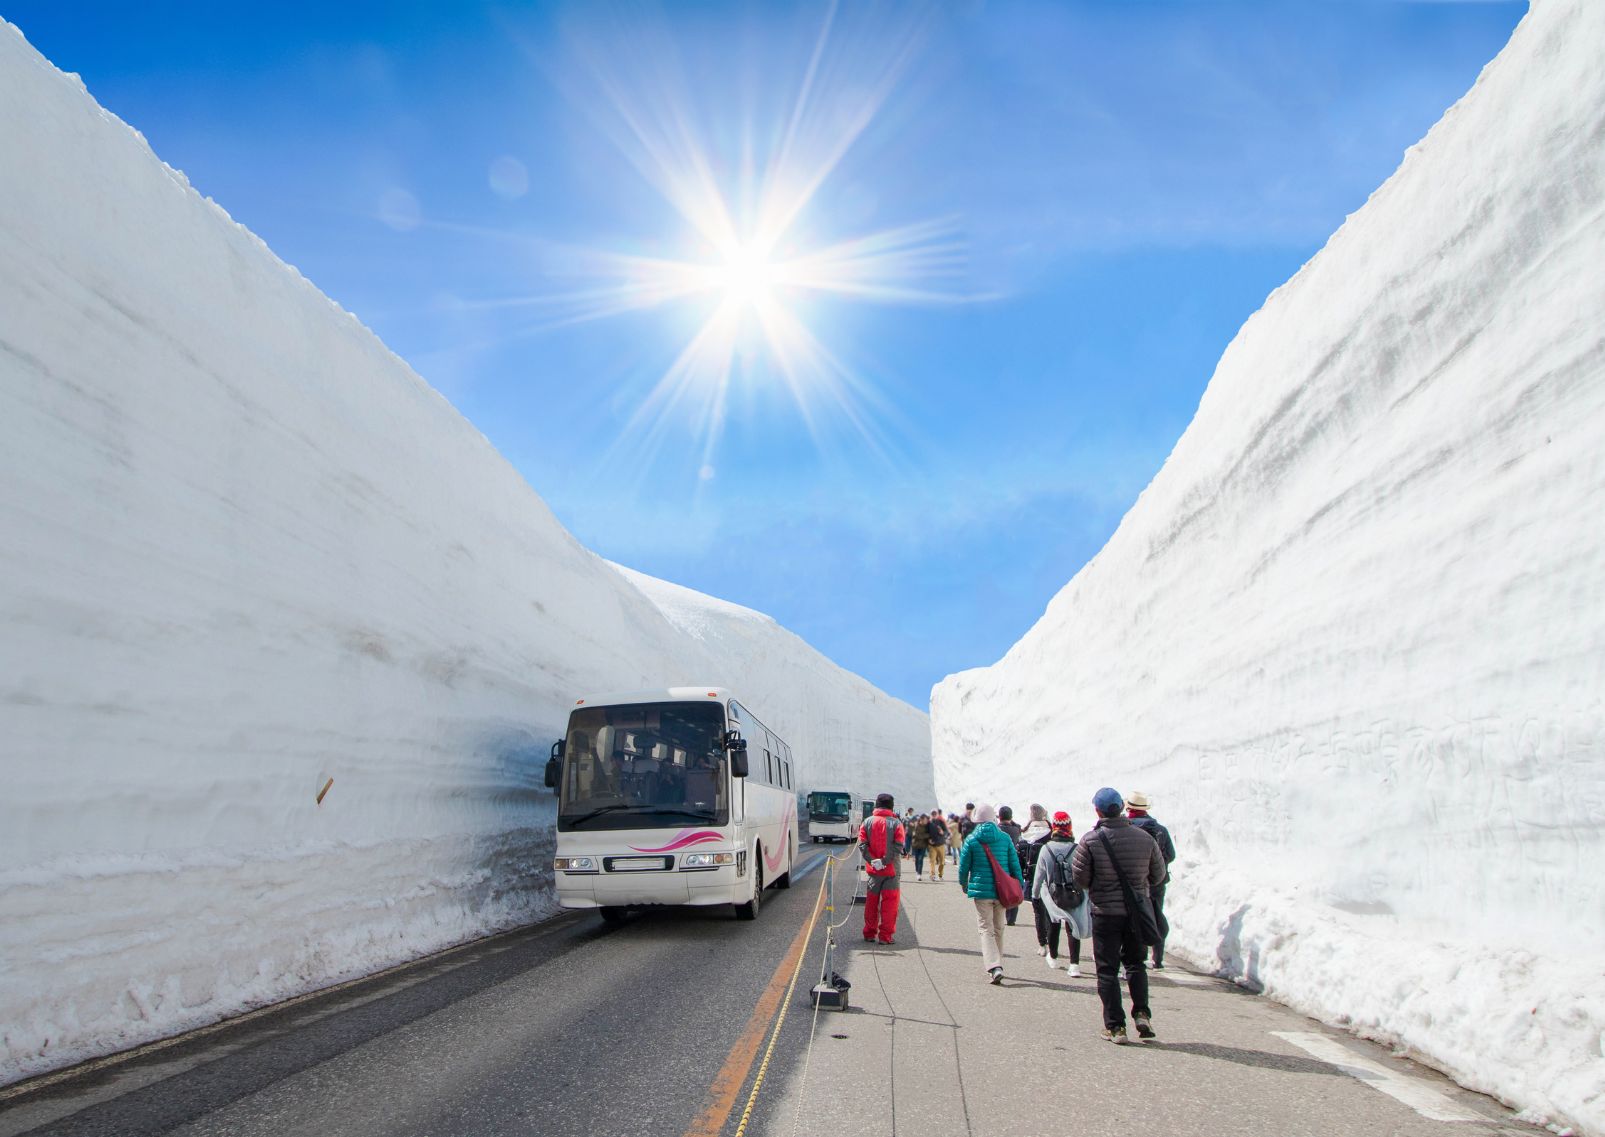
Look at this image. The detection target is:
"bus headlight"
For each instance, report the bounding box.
[554,856,596,871]
[683,852,735,867]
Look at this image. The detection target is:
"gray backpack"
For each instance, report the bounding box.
[1044,844,1084,912]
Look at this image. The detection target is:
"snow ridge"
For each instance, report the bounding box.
[932,2,1604,1131]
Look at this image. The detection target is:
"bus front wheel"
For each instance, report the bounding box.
[734,858,763,920]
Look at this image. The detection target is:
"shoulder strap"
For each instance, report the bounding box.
[1096,829,1137,892]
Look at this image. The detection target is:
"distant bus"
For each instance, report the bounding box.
[545,687,798,922]
[805,790,861,843]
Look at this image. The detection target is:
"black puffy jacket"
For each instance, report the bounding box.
[1070,817,1166,917]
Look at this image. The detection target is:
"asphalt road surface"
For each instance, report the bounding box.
[0,836,1545,1137]
[0,847,841,1137]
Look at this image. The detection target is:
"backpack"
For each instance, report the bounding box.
[1132,815,1176,882]
[1017,832,1049,886]
[1044,844,1084,914]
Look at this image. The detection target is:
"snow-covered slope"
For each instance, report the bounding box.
[0,21,926,1086]
[615,567,933,808]
[932,2,1604,1132]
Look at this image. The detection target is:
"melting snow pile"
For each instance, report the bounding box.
[0,22,929,1086]
[932,2,1603,1132]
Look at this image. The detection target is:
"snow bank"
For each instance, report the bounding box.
[931,1,1604,1131]
[0,21,927,1085]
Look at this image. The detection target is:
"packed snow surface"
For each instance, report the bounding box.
[933,2,1604,1133]
[0,21,929,1085]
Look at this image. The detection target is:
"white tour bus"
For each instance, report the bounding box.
[544,687,799,922]
[805,790,861,843]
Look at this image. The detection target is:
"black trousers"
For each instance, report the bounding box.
[1091,912,1150,1030]
[1151,882,1169,964]
[1031,898,1080,962]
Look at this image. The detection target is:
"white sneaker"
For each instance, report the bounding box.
[1066,964,1082,977]
[1036,945,1047,957]
[1044,957,1058,970]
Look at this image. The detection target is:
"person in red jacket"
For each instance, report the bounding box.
[858,793,906,944]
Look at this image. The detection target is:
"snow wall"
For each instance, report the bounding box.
[932,2,1603,1132]
[0,22,932,1086]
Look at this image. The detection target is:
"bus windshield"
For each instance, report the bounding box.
[558,701,730,831]
[807,791,851,823]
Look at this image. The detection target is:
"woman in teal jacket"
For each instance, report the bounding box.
[958,804,1026,984]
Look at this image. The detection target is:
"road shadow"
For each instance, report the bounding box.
[992,976,1100,996]
[1134,1040,1345,1075]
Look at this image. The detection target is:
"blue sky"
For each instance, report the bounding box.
[5,1,1526,709]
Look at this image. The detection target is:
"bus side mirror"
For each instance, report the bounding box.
[725,731,748,778]
[544,739,564,790]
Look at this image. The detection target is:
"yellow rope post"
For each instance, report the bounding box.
[731,863,830,1137]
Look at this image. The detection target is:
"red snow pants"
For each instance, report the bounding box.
[863,888,901,943]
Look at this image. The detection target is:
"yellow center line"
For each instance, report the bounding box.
[683,870,827,1137]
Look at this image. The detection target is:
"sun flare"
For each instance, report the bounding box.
[710,244,781,310]
[505,4,967,472]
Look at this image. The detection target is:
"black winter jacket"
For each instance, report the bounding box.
[1130,814,1176,882]
[1069,817,1166,917]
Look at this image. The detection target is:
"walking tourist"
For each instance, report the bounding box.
[911,812,931,880]
[858,793,906,944]
[1031,811,1089,975]
[959,804,1026,985]
[925,811,949,880]
[996,805,1024,925]
[1071,788,1166,1044]
[1126,792,1176,968]
[1017,803,1052,933]
[958,803,977,839]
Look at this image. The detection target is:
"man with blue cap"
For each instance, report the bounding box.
[1070,787,1167,1044]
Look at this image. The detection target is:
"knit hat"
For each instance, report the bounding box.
[975,803,997,824]
[1126,791,1151,810]
[1051,810,1073,833]
[1092,787,1124,817]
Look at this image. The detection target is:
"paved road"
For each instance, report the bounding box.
[0,841,1545,1137]
[0,850,836,1137]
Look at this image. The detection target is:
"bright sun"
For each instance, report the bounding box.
[710,244,779,309]
[509,5,965,469]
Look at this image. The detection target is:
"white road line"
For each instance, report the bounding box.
[1271,1031,1484,1122]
